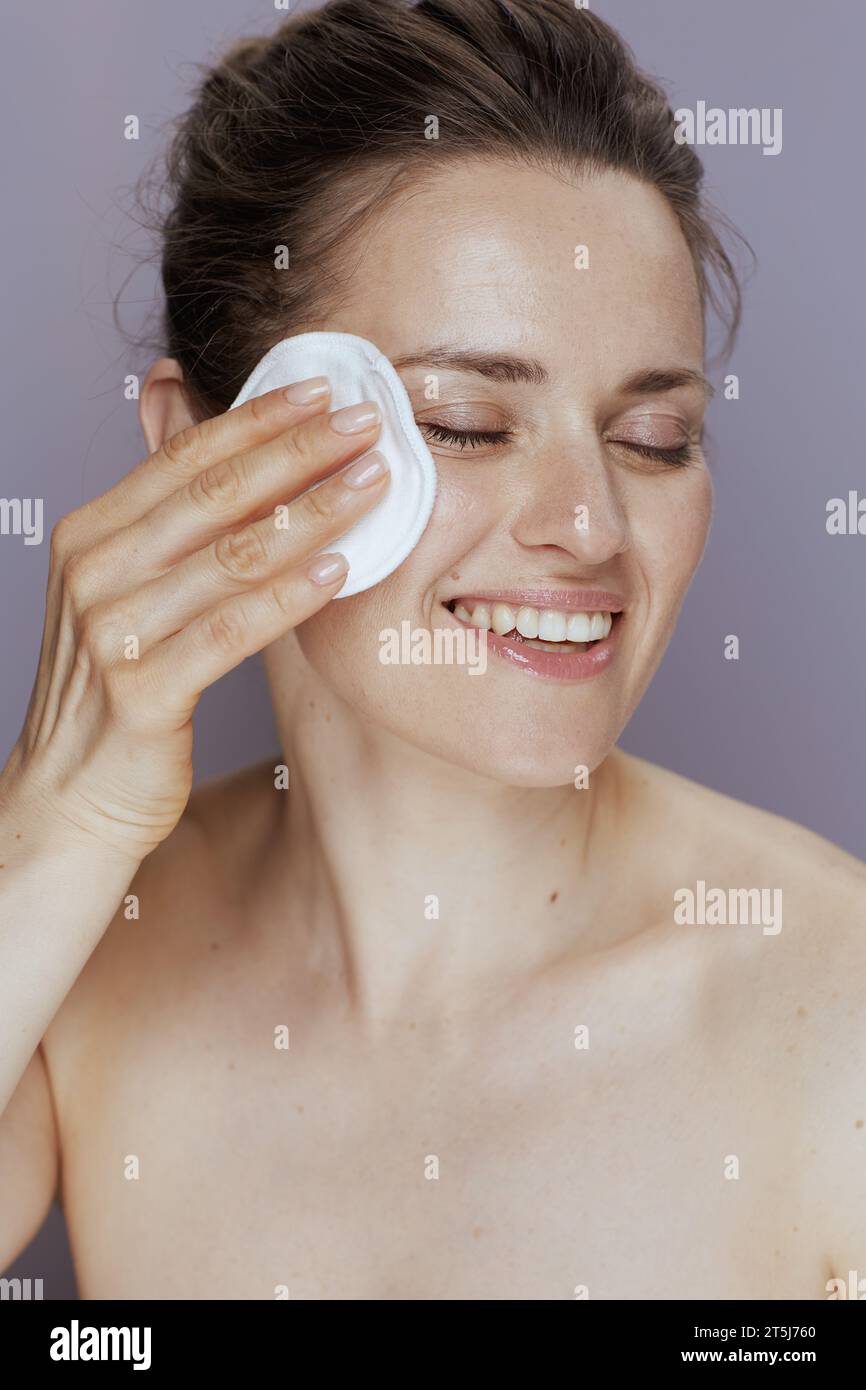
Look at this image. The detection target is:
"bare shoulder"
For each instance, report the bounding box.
[618,750,866,1269]
[619,750,866,900]
[620,748,866,978]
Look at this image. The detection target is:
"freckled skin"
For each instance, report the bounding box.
[287,162,712,783]
[38,160,866,1300]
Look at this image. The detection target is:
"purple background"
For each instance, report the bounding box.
[3,0,863,1298]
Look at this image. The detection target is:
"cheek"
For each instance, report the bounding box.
[629,467,713,611]
[293,584,389,701]
[293,467,495,687]
[406,464,500,583]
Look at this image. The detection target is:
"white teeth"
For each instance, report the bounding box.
[566,612,592,642]
[523,639,582,652]
[469,603,492,629]
[491,602,516,636]
[450,600,615,645]
[538,609,567,642]
[515,606,539,639]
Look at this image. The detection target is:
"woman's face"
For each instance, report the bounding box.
[284,159,713,785]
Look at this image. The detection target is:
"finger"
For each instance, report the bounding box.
[78,399,384,605]
[85,454,390,655]
[67,380,333,543]
[140,552,352,720]
[32,381,331,738]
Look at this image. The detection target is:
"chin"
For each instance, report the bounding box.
[457,743,613,789]
[377,719,618,789]
[454,709,623,787]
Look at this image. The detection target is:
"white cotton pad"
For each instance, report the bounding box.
[229,331,438,597]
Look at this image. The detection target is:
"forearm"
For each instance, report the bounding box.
[0,789,140,1115]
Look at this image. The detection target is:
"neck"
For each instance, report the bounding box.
[264,661,631,1024]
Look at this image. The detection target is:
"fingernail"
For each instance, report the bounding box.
[342,451,389,489]
[308,552,349,586]
[284,376,330,406]
[329,401,381,435]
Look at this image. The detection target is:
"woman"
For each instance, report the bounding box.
[1,0,864,1301]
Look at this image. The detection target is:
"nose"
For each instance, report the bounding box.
[509,424,630,565]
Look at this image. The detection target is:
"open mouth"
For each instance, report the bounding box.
[443,598,620,654]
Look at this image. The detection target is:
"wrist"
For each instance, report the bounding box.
[0,771,146,876]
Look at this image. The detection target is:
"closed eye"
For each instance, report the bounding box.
[419,423,515,451]
[612,440,695,468]
[418,424,696,466]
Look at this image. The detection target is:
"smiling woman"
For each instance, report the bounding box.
[1,0,865,1308]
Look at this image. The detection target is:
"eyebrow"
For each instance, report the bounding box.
[391,347,714,401]
[620,367,715,402]
[391,347,548,386]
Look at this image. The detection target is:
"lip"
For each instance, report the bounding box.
[443,587,625,614]
[442,602,623,683]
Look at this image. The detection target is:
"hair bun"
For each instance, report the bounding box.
[142,0,743,423]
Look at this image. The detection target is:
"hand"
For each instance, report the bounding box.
[0,379,388,860]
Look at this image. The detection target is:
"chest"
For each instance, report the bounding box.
[57,1017,817,1299]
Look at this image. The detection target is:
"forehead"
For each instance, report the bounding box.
[332,159,705,379]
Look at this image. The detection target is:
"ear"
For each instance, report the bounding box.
[139,357,198,455]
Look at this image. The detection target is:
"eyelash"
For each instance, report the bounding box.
[419,424,695,468]
[420,423,514,450]
[614,440,694,468]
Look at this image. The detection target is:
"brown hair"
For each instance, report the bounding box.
[138,0,743,421]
